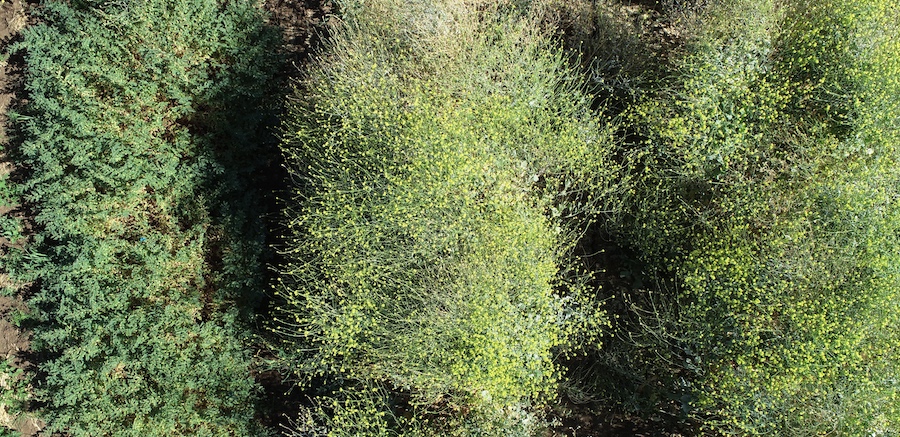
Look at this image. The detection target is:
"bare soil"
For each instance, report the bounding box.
[0,0,42,435]
[254,0,334,432]
[264,0,334,74]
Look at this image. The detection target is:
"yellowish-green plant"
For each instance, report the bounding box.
[276,0,616,434]
[606,0,900,434]
[528,0,673,118]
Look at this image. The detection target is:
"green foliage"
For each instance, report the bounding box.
[0,216,20,246]
[605,0,900,434]
[0,173,22,247]
[0,175,17,208]
[0,359,29,436]
[276,0,615,434]
[8,0,279,435]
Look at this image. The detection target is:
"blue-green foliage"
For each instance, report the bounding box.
[9,0,279,434]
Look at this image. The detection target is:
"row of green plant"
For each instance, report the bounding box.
[588,0,899,434]
[272,0,619,434]
[1,0,897,434]
[4,0,279,435]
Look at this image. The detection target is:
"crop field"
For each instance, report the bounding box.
[0,0,896,436]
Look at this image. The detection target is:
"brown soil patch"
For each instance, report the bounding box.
[264,0,334,71]
[0,0,25,144]
[0,295,27,365]
[0,0,42,435]
[255,0,333,432]
[0,291,40,436]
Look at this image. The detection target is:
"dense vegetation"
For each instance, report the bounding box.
[595,0,900,434]
[5,0,279,434]
[0,0,896,435]
[274,1,614,434]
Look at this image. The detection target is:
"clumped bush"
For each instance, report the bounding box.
[8,0,279,434]
[603,0,900,434]
[528,0,674,117]
[274,0,616,434]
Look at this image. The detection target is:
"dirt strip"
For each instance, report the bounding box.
[0,0,41,435]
